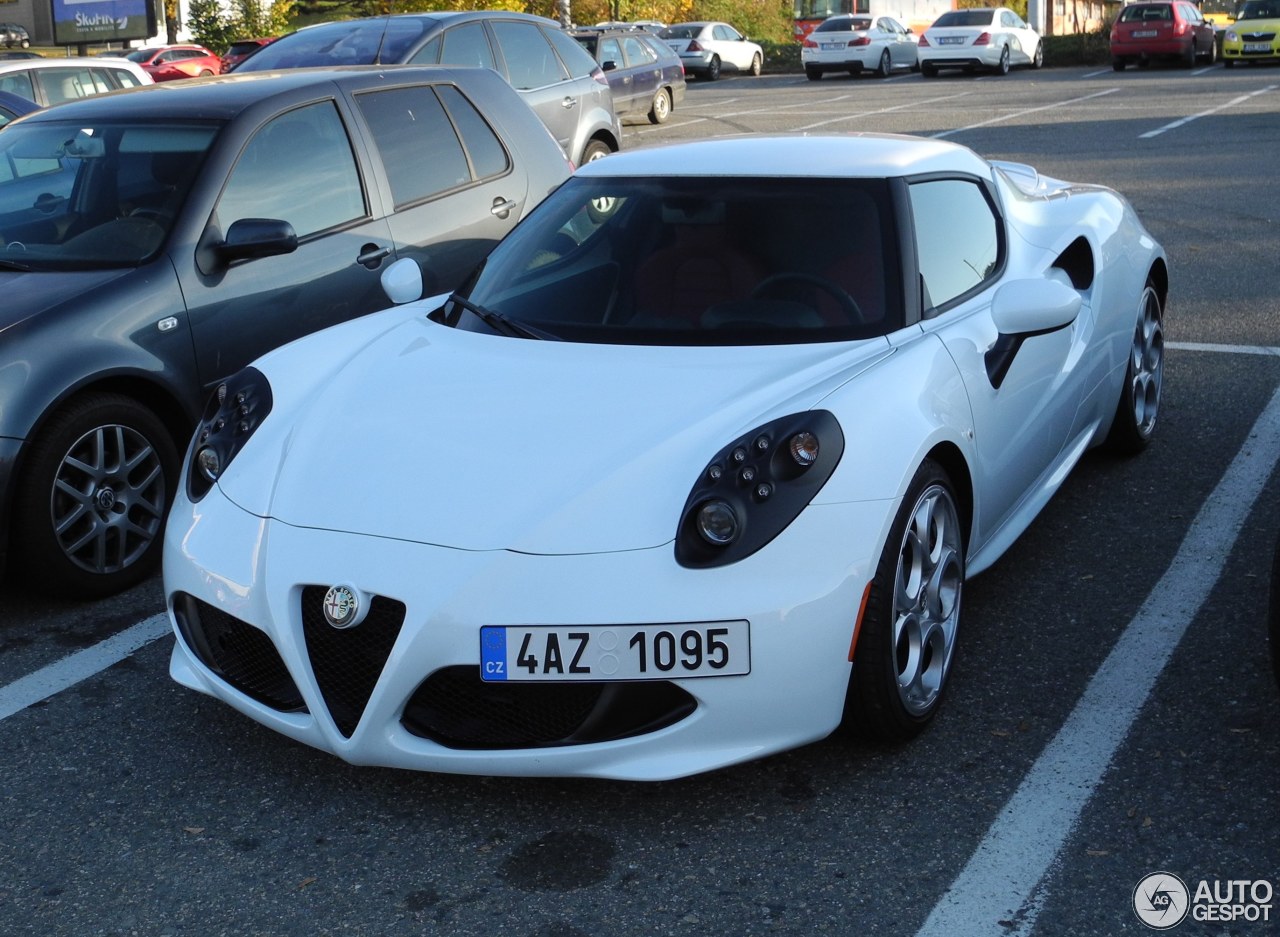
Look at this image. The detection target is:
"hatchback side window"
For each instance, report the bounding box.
[217,101,365,239]
[0,70,35,100]
[544,26,600,79]
[357,85,471,208]
[909,178,1001,311]
[37,68,91,105]
[599,37,623,67]
[436,23,495,70]
[623,36,656,65]
[436,85,509,180]
[492,21,567,90]
[112,67,144,89]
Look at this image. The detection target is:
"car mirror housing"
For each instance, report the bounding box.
[381,257,424,305]
[990,275,1081,336]
[217,218,298,264]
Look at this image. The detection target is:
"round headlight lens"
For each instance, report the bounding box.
[196,446,222,481]
[696,500,739,546]
[789,431,820,466]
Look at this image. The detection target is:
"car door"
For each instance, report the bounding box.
[1001,9,1038,62]
[621,35,659,115]
[179,98,396,386]
[488,20,577,156]
[597,36,637,116]
[908,176,1081,541]
[882,17,913,66]
[350,81,530,297]
[712,24,753,69]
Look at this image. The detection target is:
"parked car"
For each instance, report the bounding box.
[220,37,276,72]
[594,20,668,32]
[1,23,30,49]
[125,44,222,81]
[660,21,763,80]
[801,13,919,79]
[0,66,572,597]
[1110,2,1216,69]
[234,13,621,166]
[163,134,1167,780]
[0,88,38,127]
[0,57,151,106]
[917,7,1043,76]
[1223,0,1280,67]
[570,27,685,124]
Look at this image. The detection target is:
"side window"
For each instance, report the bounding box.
[544,25,600,79]
[437,23,494,70]
[0,70,35,100]
[407,35,441,64]
[37,68,91,105]
[599,37,623,67]
[492,21,567,90]
[623,36,656,65]
[217,101,365,239]
[112,68,143,89]
[909,179,1001,311]
[87,69,114,94]
[357,85,470,208]
[437,85,509,180]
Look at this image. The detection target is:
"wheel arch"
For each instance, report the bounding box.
[1146,257,1169,314]
[923,440,974,553]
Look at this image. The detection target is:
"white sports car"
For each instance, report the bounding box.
[163,135,1167,781]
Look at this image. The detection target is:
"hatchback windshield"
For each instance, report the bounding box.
[0,120,219,270]
[1237,1,1279,18]
[450,175,901,346]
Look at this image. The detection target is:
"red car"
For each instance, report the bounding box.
[220,37,276,72]
[126,44,222,81]
[1110,1,1217,69]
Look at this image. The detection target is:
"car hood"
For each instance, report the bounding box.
[0,267,133,331]
[223,315,893,554]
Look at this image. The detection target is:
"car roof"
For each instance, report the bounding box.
[574,134,992,180]
[8,65,496,123]
[0,56,149,75]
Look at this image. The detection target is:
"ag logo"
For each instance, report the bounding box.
[1134,872,1190,929]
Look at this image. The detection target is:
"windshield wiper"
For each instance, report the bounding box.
[447,293,559,341]
[0,258,31,272]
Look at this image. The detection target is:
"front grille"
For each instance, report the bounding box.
[402,666,697,749]
[173,592,306,712]
[1242,32,1276,40]
[301,586,406,738]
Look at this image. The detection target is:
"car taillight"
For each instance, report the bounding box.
[1174,21,1188,33]
[803,37,818,48]
[590,65,609,86]
[688,40,703,52]
[918,34,930,46]
[851,36,871,46]
[975,32,991,45]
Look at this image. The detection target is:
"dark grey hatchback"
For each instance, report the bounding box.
[0,66,571,597]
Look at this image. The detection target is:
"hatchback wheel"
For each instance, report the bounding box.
[648,88,671,124]
[15,393,178,598]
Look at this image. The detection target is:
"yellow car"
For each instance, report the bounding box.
[1223,0,1280,66]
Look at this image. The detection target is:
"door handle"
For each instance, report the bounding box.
[561,96,579,110]
[491,197,518,220]
[357,244,392,270]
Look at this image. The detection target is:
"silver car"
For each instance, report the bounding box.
[236,12,622,165]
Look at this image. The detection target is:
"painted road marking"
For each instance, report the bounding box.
[930,88,1119,138]
[1139,84,1276,138]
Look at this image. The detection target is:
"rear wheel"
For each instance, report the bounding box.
[845,460,965,742]
[579,139,612,165]
[1032,41,1044,68]
[648,87,671,124]
[1224,58,1235,68]
[876,49,892,77]
[705,55,721,80]
[921,62,939,77]
[14,393,178,598]
[1112,58,1126,71]
[749,52,762,76]
[806,66,823,81]
[1104,280,1164,454]
[993,44,1011,75]
[1182,41,1196,67]
[1203,37,1217,64]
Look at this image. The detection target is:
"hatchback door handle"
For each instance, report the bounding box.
[357,244,392,269]
[491,197,518,219]
[561,96,578,110]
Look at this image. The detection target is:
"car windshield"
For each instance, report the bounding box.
[1237,0,1278,18]
[1118,5,1173,21]
[933,10,996,27]
[815,16,873,32]
[0,119,219,270]
[452,175,902,346]
[237,17,433,69]
[660,25,703,39]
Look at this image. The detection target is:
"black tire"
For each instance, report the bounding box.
[1203,37,1217,64]
[845,460,966,742]
[648,88,671,124]
[994,44,1011,75]
[1224,58,1235,68]
[1112,58,1126,71]
[749,52,762,76]
[14,393,178,598]
[1104,280,1164,454]
[1181,40,1196,67]
[876,49,892,78]
[921,62,939,77]
[1032,41,1044,68]
[705,55,721,80]
[806,66,823,81]
[579,139,612,165]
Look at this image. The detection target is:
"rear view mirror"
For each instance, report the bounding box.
[217,218,298,264]
[381,256,423,305]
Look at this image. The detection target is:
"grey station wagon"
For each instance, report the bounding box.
[0,66,571,597]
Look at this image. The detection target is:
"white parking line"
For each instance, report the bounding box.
[1081,68,1113,78]
[930,88,1119,138]
[1139,84,1277,137]
[0,614,169,722]
[915,383,1280,937]
[796,92,974,131]
[1168,340,1280,357]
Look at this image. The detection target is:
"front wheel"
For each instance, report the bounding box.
[1104,281,1164,454]
[845,460,965,742]
[14,393,178,598]
[749,52,762,76]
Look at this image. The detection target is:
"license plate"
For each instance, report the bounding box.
[939,36,965,45]
[821,42,844,50]
[480,621,750,682]
[1244,42,1271,52]
[1133,29,1158,37]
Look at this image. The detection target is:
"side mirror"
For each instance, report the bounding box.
[381,256,423,305]
[217,218,297,264]
[602,59,618,71]
[985,274,1081,389]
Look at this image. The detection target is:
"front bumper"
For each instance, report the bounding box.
[164,484,890,780]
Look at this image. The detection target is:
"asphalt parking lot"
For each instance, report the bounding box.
[3,63,1279,936]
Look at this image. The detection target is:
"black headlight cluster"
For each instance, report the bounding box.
[187,366,273,503]
[676,410,844,568]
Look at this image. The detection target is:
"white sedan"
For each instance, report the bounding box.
[802,14,919,79]
[918,6,1044,75]
[659,21,763,79]
[164,135,1166,781]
